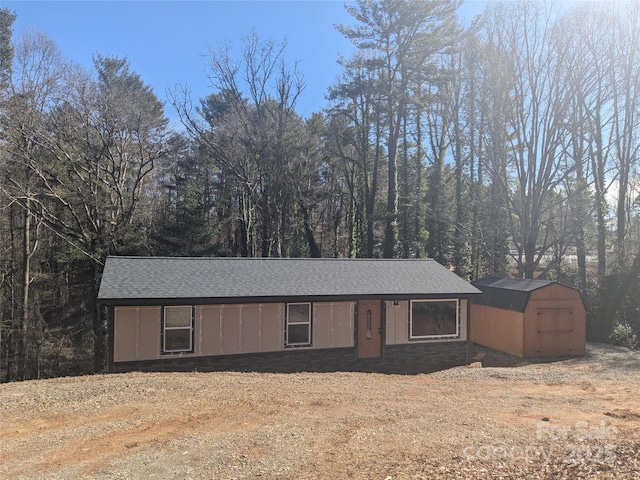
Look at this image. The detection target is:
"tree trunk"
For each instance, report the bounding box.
[574,136,588,295]
[590,135,608,281]
[383,113,399,259]
[414,108,424,259]
[17,200,31,381]
[91,258,106,373]
[452,105,467,277]
[300,200,321,258]
[365,118,381,258]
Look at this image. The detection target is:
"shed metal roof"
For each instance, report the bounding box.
[471,276,555,313]
[98,256,481,304]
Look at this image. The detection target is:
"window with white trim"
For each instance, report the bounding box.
[285,303,312,346]
[410,299,459,339]
[163,305,194,353]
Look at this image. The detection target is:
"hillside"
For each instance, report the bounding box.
[1,343,639,479]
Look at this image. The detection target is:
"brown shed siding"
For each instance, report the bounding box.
[470,304,524,357]
[523,285,586,357]
[471,281,586,358]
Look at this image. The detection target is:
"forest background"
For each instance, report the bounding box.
[1,0,640,382]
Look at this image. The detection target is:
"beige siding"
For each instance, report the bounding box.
[385,299,467,345]
[241,304,261,353]
[199,305,222,356]
[113,299,469,362]
[261,304,283,351]
[459,299,468,342]
[221,305,242,354]
[313,303,333,348]
[113,307,138,362]
[331,302,354,347]
[114,303,288,361]
[197,304,285,356]
[470,304,524,357]
[113,306,162,362]
[311,302,355,349]
[139,308,161,358]
[385,301,409,344]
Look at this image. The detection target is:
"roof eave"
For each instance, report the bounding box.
[99,291,481,306]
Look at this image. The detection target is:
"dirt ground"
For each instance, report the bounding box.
[1,343,639,479]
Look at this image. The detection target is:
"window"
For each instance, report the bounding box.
[410,300,459,339]
[163,306,194,353]
[286,303,312,346]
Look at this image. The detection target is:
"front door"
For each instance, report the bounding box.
[357,300,382,358]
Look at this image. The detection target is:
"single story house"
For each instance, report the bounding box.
[470,277,586,358]
[98,256,481,374]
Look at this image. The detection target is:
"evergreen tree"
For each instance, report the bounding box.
[337,0,462,258]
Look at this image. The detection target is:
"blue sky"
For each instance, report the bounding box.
[4,1,486,120]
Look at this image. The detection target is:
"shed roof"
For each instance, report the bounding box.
[98,256,481,304]
[471,276,555,313]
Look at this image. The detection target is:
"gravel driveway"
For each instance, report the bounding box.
[1,343,639,479]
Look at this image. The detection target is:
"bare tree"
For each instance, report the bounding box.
[483,1,574,278]
[1,31,63,379]
[608,3,640,270]
[9,50,169,372]
[174,31,306,257]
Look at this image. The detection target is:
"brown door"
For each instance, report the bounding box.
[535,308,574,357]
[357,300,382,358]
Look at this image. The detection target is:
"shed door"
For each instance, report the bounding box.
[535,308,574,357]
[357,300,382,359]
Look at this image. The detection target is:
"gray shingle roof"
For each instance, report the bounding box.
[472,276,554,292]
[98,256,481,303]
[471,276,555,313]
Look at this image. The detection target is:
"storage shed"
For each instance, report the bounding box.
[470,277,586,358]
